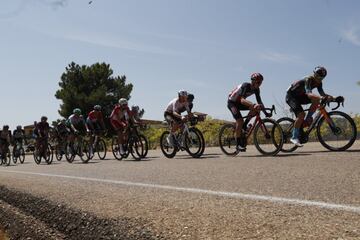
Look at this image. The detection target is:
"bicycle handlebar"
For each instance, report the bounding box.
[262,105,276,118]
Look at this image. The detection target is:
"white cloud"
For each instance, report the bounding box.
[63,33,185,56]
[343,28,360,46]
[259,51,301,63]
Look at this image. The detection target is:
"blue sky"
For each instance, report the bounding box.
[1,0,360,128]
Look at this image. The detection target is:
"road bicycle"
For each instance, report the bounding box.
[33,137,53,165]
[160,115,205,158]
[65,132,90,163]
[219,105,284,156]
[112,122,148,161]
[277,96,357,152]
[12,139,25,164]
[0,142,11,166]
[87,130,107,160]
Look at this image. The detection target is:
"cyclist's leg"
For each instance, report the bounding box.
[305,95,320,123]
[227,101,246,150]
[286,93,305,146]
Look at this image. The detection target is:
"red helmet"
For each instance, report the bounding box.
[251,73,264,82]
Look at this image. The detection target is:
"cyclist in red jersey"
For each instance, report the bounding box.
[86,105,106,133]
[110,98,131,154]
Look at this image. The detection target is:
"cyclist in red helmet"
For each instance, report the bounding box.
[227,73,269,152]
[286,66,335,147]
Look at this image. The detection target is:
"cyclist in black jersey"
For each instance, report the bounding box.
[227,73,269,151]
[286,66,334,146]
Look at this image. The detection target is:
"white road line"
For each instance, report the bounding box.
[1,169,360,214]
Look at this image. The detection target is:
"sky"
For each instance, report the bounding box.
[1,0,360,128]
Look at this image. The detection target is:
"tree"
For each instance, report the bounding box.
[55,62,133,118]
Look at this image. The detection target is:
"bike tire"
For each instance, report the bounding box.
[160,131,177,158]
[65,142,75,163]
[138,134,149,158]
[45,144,53,164]
[80,140,90,163]
[253,118,284,156]
[130,136,143,161]
[19,147,25,164]
[185,128,204,158]
[218,124,238,156]
[96,139,107,160]
[111,136,123,160]
[317,111,357,151]
[276,117,298,153]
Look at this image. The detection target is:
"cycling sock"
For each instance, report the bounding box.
[292,128,300,139]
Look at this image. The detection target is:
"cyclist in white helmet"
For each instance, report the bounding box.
[164,90,193,146]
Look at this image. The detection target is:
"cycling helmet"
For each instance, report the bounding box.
[250,73,264,82]
[314,66,327,78]
[3,125,9,130]
[188,93,194,102]
[16,125,22,130]
[73,108,81,115]
[94,105,102,111]
[41,116,48,121]
[131,105,140,112]
[118,98,128,106]
[178,90,188,97]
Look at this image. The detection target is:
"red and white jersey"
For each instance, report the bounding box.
[165,98,190,114]
[110,104,130,122]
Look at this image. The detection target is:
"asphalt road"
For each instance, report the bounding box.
[0,141,360,239]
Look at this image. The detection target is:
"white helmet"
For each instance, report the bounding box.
[118,98,128,106]
[178,90,188,97]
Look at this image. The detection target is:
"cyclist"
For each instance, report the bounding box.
[110,98,131,154]
[0,125,12,159]
[33,116,50,156]
[12,125,26,156]
[164,90,192,147]
[87,105,106,133]
[66,108,88,146]
[54,119,69,154]
[286,66,334,147]
[86,105,106,154]
[228,73,268,152]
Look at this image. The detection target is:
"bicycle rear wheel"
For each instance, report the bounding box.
[317,111,357,151]
[253,118,283,156]
[218,124,237,156]
[277,117,298,153]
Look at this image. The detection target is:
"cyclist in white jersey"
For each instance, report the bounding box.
[164,90,192,146]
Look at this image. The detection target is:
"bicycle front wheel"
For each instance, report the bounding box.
[277,117,298,153]
[96,139,107,160]
[19,147,25,164]
[317,111,357,151]
[138,134,149,158]
[160,131,177,158]
[111,136,122,160]
[218,124,237,156]
[253,118,284,156]
[185,128,204,158]
[130,136,144,161]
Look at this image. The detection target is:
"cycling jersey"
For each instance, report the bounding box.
[287,76,326,97]
[0,130,11,142]
[88,110,104,122]
[110,105,131,131]
[165,98,190,114]
[13,129,25,140]
[228,82,263,104]
[66,114,86,132]
[34,122,50,137]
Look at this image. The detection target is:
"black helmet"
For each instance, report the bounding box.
[314,66,327,78]
[188,93,194,102]
[41,116,48,121]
